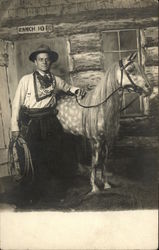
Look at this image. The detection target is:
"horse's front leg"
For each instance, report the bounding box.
[101,142,111,189]
[90,139,101,193]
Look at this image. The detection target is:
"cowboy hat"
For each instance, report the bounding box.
[29,44,58,63]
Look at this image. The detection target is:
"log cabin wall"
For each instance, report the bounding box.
[1,27,158,103]
[0,0,158,100]
[0,0,158,176]
[142,27,158,98]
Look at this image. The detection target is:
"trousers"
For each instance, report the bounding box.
[19,106,63,184]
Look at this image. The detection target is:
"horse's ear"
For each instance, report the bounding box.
[128,52,137,61]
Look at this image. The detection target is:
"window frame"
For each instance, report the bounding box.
[102,29,141,62]
[102,28,146,117]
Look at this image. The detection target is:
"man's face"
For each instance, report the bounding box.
[34,53,52,72]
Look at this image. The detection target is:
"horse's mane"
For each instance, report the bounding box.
[81,62,121,142]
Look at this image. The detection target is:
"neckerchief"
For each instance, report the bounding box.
[33,71,56,102]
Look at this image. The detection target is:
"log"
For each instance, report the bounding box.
[69,33,101,54]
[53,0,157,11]
[1,0,157,21]
[120,115,159,136]
[72,52,102,72]
[145,47,158,66]
[1,0,157,13]
[70,70,104,87]
[143,27,159,47]
[0,16,158,40]
[145,66,158,87]
[54,17,158,36]
[116,136,159,149]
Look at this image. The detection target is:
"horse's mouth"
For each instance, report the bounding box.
[135,84,152,97]
[142,87,152,97]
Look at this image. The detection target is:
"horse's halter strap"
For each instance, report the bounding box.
[119,59,143,94]
[119,59,144,112]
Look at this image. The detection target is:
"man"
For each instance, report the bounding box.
[11,44,85,201]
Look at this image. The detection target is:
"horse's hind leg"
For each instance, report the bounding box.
[90,139,101,193]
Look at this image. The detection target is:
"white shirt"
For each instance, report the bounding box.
[11,73,79,131]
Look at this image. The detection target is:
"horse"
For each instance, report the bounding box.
[56,52,151,193]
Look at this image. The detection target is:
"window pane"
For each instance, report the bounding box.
[123,93,142,115]
[103,52,120,71]
[102,32,119,51]
[120,30,137,50]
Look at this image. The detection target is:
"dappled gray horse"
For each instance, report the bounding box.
[57,53,151,193]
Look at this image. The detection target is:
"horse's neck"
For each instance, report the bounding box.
[93,66,119,98]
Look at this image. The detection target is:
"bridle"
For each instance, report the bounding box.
[75,59,143,110]
[119,59,143,112]
[119,59,143,95]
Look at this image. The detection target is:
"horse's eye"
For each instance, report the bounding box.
[127,65,135,73]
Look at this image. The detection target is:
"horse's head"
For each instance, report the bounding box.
[117,52,152,96]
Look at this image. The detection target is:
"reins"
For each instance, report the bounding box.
[120,94,139,112]
[75,59,142,112]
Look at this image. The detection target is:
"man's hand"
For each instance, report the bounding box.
[75,84,95,99]
[75,88,87,99]
[12,131,19,141]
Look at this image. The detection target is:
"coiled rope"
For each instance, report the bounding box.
[8,136,34,182]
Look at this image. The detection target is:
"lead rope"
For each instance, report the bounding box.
[75,86,122,109]
[120,95,139,112]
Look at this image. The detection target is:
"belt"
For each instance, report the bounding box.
[20,106,58,119]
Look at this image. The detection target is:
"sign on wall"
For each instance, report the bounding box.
[17,24,53,34]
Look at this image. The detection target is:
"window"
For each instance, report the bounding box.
[102,29,145,117]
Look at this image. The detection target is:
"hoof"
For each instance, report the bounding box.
[104,182,111,189]
[91,184,100,193]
